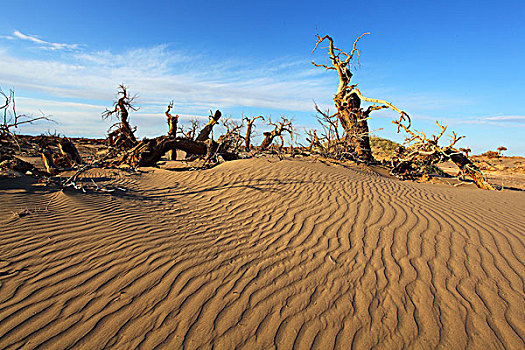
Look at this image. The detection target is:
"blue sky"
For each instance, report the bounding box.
[1,0,524,155]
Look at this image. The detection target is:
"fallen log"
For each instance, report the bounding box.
[444,149,495,190]
[1,156,49,177]
[392,118,495,190]
[118,136,208,167]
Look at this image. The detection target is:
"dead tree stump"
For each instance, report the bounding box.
[58,137,82,164]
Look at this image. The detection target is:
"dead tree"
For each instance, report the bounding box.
[312,33,408,162]
[204,120,243,165]
[118,110,235,167]
[179,118,201,140]
[260,117,293,150]
[305,129,322,151]
[119,136,208,167]
[1,88,50,151]
[222,118,244,152]
[41,150,58,175]
[103,85,138,149]
[166,101,178,137]
[165,101,178,160]
[196,110,222,142]
[459,148,471,157]
[243,115,264,151]
[392,116,494,190]
[58,137,82,164]
[312,103,352,158]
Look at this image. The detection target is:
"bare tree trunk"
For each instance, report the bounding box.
[118,96,137,144]
[243,115,263,151]
[41,150,58,175]
[260,117,292,150]
[166,101,178,160]
[196,110,221,142]
[103,85,138,149]
[58,137,82,164]
[335,91,373,161]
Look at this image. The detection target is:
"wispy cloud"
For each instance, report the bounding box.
[0,35,336,137]
[4,30,522,156]
[12,30,79,51]
[0,43,334,113]
[481,115,525,122]
[455,115,525,127]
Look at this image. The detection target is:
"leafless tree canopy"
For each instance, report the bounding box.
[103,84,138,149]
[259,117,293,150]
[1,88,51,149]
[312,33,409,162]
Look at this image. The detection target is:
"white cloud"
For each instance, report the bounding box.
[452,115,525,128]
[5,30,521,156]
[0,43,335,115]
[12,30,79,51]
[482,115,525,122]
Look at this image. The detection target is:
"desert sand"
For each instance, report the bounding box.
[1,156,524,349]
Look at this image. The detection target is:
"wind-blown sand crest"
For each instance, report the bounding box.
[1,157,524,349]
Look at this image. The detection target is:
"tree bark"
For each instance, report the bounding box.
[119,136,208,167]
[58,137,82,164]
[335,91,373,161]
[243,115,263,151]
[166,102,178,160]
[196,110,221,142]
[41,150,58,175]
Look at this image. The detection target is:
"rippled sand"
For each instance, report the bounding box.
[1,157,524,349]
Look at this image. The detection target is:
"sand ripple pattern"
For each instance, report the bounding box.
[1,158,524,349]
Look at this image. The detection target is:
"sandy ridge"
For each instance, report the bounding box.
[1,157,524,349]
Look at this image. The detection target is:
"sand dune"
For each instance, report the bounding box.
[1,157,524,349]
